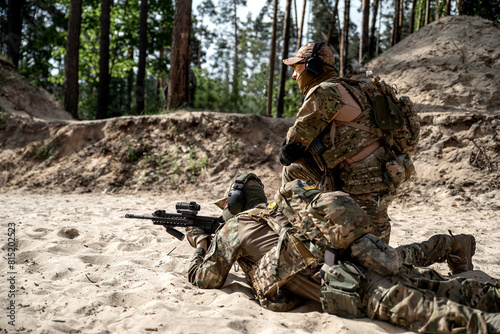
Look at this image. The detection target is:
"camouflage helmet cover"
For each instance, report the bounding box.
[213,173,265,210]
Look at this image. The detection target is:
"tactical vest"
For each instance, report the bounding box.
[308,77,420,173]
[239,180,372,301]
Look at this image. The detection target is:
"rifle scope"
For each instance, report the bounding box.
[176,201,201,212]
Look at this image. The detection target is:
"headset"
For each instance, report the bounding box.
[226,173,263,215]
[305,42,325,77]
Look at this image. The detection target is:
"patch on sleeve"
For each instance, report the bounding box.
[299,182,316,191]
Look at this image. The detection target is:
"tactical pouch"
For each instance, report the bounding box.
[320,262,365,318]
[349,234,402,276]
[373,94,404,130]
[384,153,415,188]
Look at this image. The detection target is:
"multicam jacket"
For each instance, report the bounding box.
[188,181,374,310]
[287,77,382,171]
[188,203,306,311]
[188,203,277,289]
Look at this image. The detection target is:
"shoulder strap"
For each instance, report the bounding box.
[335,120,384,137]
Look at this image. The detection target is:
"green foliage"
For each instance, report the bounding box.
[126,146,139,162]
[188,155,207,179]
[123,139,150,162]
[193,67,231,111]
[472,0,500,22]
[170,160,181,175]
[18,0,69,90]
[14,0,174,120]
[283,78,303,118]
[28,137,60,161]
[225,142,239,154]
[16,0,497,122]
[0,104,8,123]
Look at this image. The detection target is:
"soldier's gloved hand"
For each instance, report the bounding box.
[185,226,210,248]
[279,141,306,166]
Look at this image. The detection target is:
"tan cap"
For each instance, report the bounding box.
[283,42,335,67]
[212,192,230,209]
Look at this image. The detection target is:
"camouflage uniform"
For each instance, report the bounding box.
[362,266,500,333]
[282,43,419,244]
[189,225,500,332]
[189,181,373,311]
[282,77,398,244]
[188,180,499,332]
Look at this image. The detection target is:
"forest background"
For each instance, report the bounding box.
[0,0,499,122]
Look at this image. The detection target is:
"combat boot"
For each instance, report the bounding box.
[446,233,476,275]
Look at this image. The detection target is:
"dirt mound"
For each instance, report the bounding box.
[367,16,500,114]
[0,111,293,201]
[0,58,73,121]
[0,16,499,209]
[397,112,499,209]
[364,15,500,209]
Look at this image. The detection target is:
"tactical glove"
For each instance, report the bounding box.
[279,141,306,166]
[185,226,210,248]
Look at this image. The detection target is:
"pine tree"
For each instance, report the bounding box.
[276,0,292,118]
[96,0,112,120]
[64,0,82,119]
[136,0,148,114]
[167,0,192,109]
[359,0,370,63]
[6,0,25,68]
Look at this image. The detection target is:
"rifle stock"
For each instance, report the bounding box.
[125,202,224,241]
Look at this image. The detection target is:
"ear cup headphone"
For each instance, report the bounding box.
[226,173,263,215]
[227,179,245,215]
[305,42,325,77]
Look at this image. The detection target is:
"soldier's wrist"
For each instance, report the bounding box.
[197,239,208,251]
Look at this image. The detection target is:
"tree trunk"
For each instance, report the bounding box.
[456,0,475,15]
[326,0,340,49]
[297,0,307,49]
[126,49,134,115]
[267,0,279,116]
[64,0,82,119]
[340,0,350,77]
[167,0,192,110]
[398,0,403,40]
[359,0,370,64]
[276,0,292,118]
[95,0,112,120]
[410,0,417,34]
[424,0,430,25]
[445,0,451,15]
[368,0,379,58]
[416,0,423,30]
[6,0,25,68]
[135,0,148,114]
[391,0,400,46]
[232,0,239,106]
[293,0,298,41]
[375,2,381,56]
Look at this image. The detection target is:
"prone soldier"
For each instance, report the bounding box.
[185,173,496,333]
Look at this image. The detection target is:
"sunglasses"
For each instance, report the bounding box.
[293,62,305,72]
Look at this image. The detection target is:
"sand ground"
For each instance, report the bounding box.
[1,191,498,333]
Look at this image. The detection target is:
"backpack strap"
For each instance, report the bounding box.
[335,120,384,138]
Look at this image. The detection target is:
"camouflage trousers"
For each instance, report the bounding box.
[282,147,395,244]
[364,267,500,333]
[397,233,454,268]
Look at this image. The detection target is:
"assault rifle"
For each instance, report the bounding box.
[125,201,224,241]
